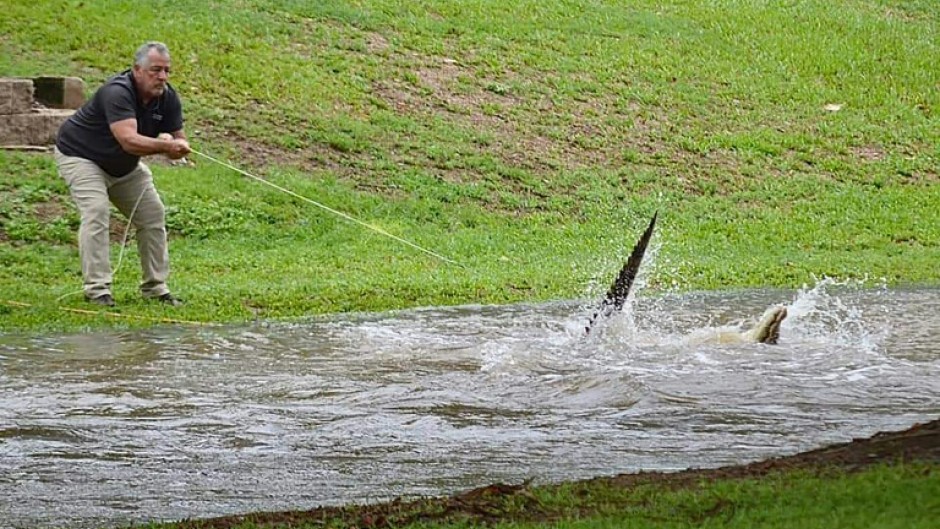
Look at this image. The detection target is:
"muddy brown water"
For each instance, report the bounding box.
[1,281,938,528]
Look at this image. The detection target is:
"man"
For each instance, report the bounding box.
[54,41,191,307]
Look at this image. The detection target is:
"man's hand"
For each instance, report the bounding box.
[167,139,191,160]
[159,133,191,160]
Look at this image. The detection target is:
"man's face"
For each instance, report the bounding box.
[134,49,171,100]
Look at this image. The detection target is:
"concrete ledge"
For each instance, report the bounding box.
[0,75,83,145]
[0,145,52,152]
[0,109,75,145]
[0,78,35,115]
[34,76,86,109]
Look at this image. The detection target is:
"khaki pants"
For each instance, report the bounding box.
[54,147,171,299]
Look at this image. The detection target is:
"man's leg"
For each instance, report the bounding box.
[108,163,171,298]
[53,148,113,300]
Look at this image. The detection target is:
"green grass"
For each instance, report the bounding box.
[139,463,939,529]
[541,467,938,529]
[1,0,938,334]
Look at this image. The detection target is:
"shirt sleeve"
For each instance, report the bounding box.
[100,84,137,124]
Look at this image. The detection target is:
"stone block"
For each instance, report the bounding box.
[33,76,86,109]
[0,78,35,115]
[0,114,29,145]
[0,109,75,145]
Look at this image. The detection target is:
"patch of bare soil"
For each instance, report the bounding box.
[370,66,657,180]
[171,418,939,529]
[32,197,69,224]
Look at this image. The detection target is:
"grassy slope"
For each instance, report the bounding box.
[1,0,938,333]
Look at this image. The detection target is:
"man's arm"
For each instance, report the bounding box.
[110,119,190,159]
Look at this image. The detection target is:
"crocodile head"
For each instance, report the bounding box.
[743,305,788,344]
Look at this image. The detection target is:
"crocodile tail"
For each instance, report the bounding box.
[585,212,658,334]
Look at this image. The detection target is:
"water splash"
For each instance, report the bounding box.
[786,276,890,354]
[1,287,936,529]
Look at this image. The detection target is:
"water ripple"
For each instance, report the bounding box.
[0,284,938,528]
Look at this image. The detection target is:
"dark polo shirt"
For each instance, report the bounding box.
[56,70,184,177]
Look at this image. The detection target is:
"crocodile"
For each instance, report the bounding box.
[584,213,787,344]
[585,212,657,334]
[691,305,788,345]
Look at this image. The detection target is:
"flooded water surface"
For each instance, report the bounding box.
[1,282,938,528]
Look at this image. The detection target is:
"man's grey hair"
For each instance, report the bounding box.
[134,41,171,67]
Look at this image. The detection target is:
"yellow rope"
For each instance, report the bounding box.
[0,299,221,327]
[190,149,465,268]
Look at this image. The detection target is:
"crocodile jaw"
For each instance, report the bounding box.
[745,305,788,344]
